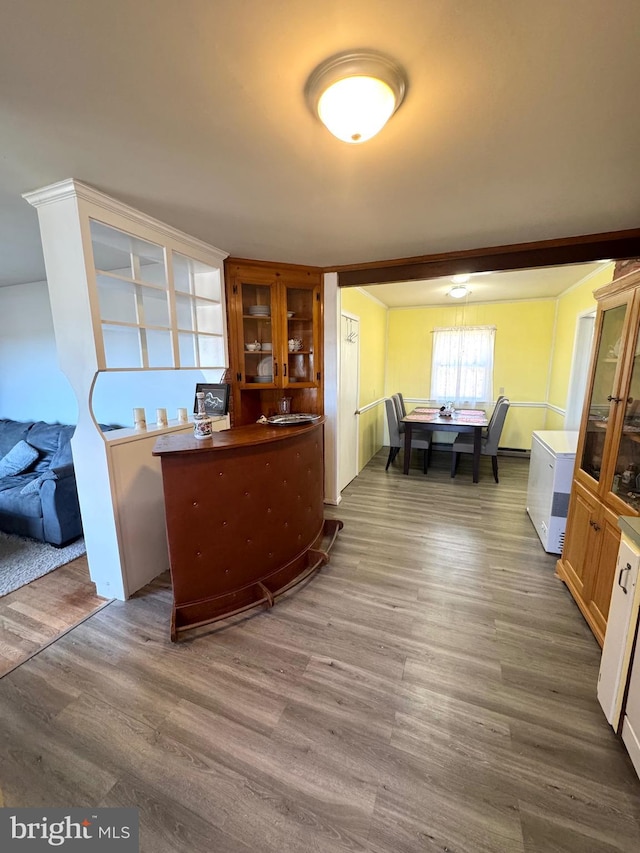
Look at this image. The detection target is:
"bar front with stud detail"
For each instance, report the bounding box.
[153,419,342,640]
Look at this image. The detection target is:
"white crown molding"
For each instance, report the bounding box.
[355,287,389,309]
[23,179,229,263]
[557,261,614,300]
[389,295,559,311]
[23,178,81,208]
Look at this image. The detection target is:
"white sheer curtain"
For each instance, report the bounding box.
[430,326,495,405]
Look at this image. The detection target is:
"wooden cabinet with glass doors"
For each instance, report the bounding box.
[225,259,323,426]
[557,268,640,645]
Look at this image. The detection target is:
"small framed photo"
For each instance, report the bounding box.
[194,383,230,417]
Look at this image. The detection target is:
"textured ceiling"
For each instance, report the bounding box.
[1,1,640,287]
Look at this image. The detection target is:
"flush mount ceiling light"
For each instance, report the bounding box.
[448,285,471,299]
[305,50,407,143]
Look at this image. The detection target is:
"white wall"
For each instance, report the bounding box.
[0,281,78,423]
[0,280,223,428]
[92,368,222,428]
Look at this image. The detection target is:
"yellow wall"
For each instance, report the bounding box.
[338,265,617,475]
[386,300,556,449]
[546,265,614,430]
[340,288,388,470]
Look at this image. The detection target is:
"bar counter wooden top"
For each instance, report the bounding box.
[153,418,325,455]
[153,419,342,640]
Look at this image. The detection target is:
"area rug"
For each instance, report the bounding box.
[0,532,86,597]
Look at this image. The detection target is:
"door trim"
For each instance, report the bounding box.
[339,310,360,492]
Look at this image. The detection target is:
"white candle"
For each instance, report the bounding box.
[133,408,146,430]
[156,408,168,427]
[177,407,188,423]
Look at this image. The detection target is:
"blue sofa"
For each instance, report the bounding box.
[0,419,82,546]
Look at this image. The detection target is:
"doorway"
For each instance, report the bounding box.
[565,310,596,429]
[339,312,360,492]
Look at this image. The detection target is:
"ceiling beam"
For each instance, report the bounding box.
[330,228,640,287]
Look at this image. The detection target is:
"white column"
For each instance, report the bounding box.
[25,188,126,597]
[323,272,341,505]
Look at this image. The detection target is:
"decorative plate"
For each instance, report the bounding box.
[257,356,273,376]
[266,414,321,426]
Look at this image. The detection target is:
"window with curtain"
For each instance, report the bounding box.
[430,325,495,405]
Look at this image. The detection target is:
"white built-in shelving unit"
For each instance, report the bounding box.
[24,179,229,600]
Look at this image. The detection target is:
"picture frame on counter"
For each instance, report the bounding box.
[193,383,230,417]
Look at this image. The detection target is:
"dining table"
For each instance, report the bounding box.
[402,407,489,482]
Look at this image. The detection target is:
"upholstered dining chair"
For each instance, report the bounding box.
[385,397,431,472]
[392,394,405,434]
[450,398,510,482]
[482,394,507,437]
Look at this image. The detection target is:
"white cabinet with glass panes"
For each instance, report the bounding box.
[25,179,229,605]
[90,221,226,371]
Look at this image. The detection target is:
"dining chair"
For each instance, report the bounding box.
[392,394,405,434]
[482,394,507,437]
[385,398,431,472]
[395,392,407,417]
[450,398,510,482]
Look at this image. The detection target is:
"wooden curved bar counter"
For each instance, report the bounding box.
[153,419,342,640]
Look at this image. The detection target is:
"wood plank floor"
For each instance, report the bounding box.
[0,554,110,677]
[1,449,639,852]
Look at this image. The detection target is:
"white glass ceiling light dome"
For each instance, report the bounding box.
[305,50,407,143]
[449,273,471,298]
[448,286,470,299]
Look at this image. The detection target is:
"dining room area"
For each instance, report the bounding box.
[336,259,613,491]
[386,394,510,484]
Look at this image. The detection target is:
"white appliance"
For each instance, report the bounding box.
[621,632,640,778]
[597,530,640,779]
[597,535,640,727]
[526,430,578,554]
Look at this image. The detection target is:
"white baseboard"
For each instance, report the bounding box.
[324,495,342,506]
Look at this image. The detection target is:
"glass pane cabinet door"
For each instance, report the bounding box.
[240,281,274,386]
[579,303,627,482]
[172,252,225,369]
[284,285,316,387]
[611,321,640,508]
[91,220,172,369]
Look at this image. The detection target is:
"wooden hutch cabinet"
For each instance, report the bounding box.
[558,269,640,646]
[225,259,324,425]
